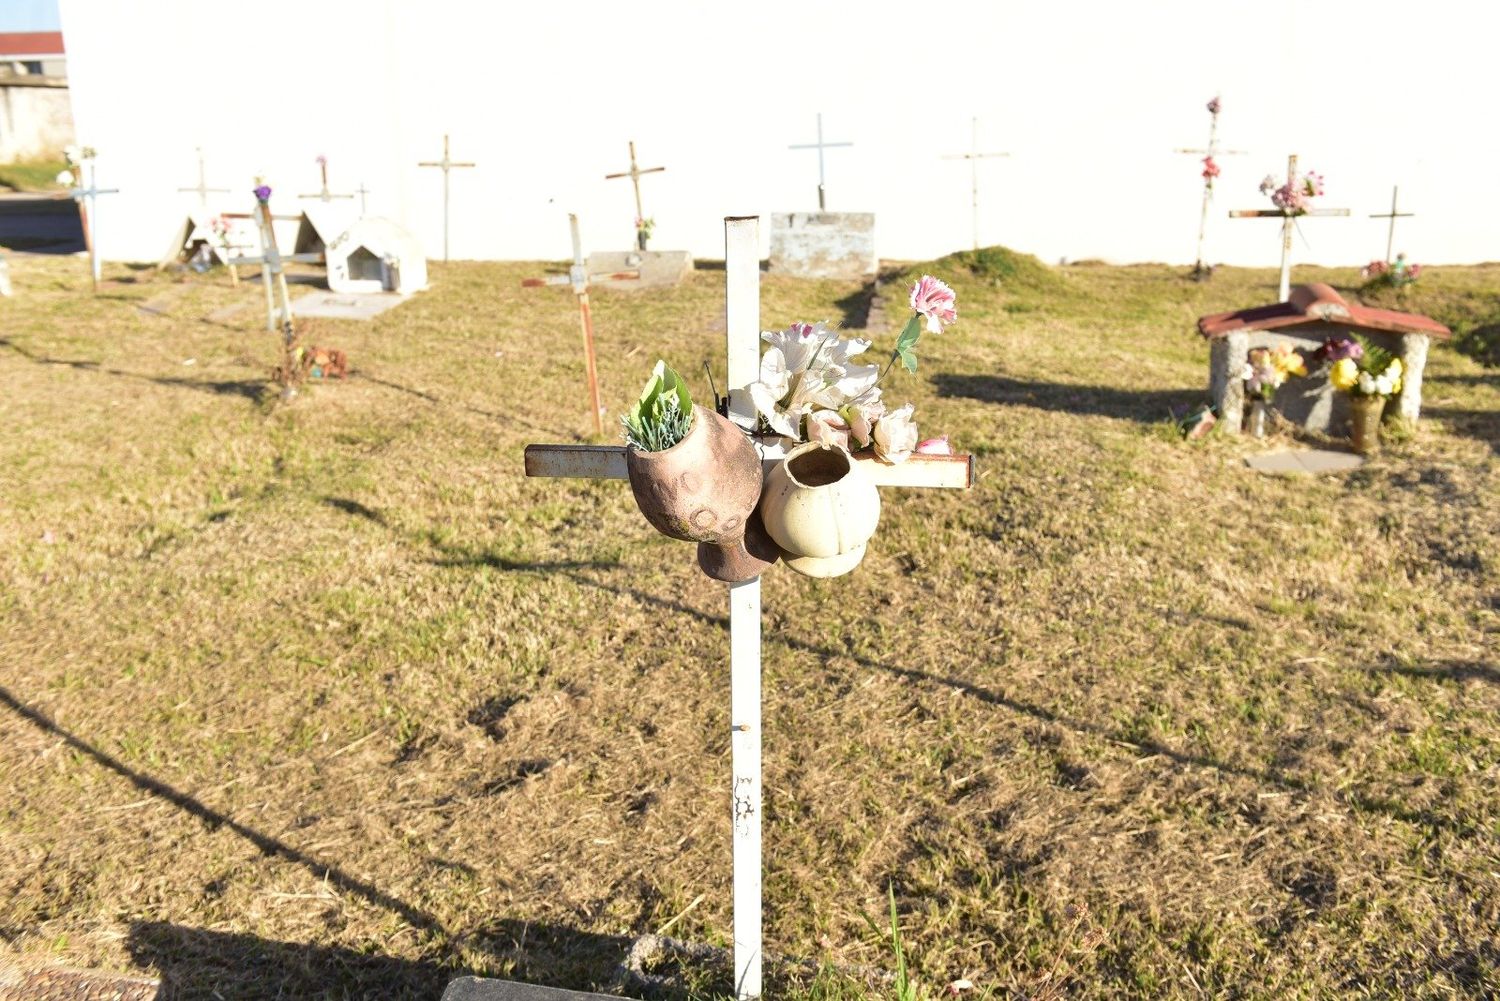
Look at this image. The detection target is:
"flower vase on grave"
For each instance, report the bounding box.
[1248,399,1270,438]
[1349,394,1385,455]
[759,442,881,578]
[625,404,772,582]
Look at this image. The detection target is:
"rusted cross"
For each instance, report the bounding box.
[521,214,641,436]
[941,116,1010,251]
[299,155,355,205]
[1370,186,1415,265]
[523,216,973,999]
[1174,97,1246,278]
[604,141,666,251]
[418,134,476,262]
[1229,154,1350,302]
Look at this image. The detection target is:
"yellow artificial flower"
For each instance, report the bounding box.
[1330,358,1358,390]
[1392,376,1402,394]
[1388,357,1403,379]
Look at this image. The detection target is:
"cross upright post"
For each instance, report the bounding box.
[299,156,355,205]
[521,215,974,1000]
[940,116,1010,250]
[177,146,229,214]
[1175,97,1246,278]
[604,142,666,251]
[1370,186,1415,265]
[355,180,372,216]
[418,134,477,263]
[1228,154,1350,302]
[788,113,853,210]
[224,185,326,331]
[70,160,119,291]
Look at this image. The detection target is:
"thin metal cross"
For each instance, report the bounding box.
[70,160,118,291]
[355,180,373,216]
[176,146,229,213]
[521,214,641,436]
[788,113,853,210]
[940,116,1010,250]
[418,134,476,263]
[300,155,355,205]
[522,216,973,999]
[604,141,666,251]
[1175,98,1246,278]
[224,187,324,332]
[1370,186,1415,265]
[1228,154,1350,302]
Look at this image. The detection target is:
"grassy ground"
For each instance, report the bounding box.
[0,251,1496,1000]
[0,158,68,193]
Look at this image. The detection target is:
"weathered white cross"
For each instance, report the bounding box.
[299,155,355,205]
[1370,185,1415,265]
[1229,154,1350,302]
[604,141,666,251]
[1174,98,1246,278]
[176,146,230,214]
[70,158,118,292]
[941,116,1010,251]
[418,134,476,263]
[523,216,973,999]
[521,214,641,436]
[225,188,324,333]
[788,113,853,211]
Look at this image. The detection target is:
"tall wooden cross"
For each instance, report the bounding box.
[940,116,1010,250]
[176,147,229,213]
[1174,98,1246,278]
[523,216,974,999]
[299,155,354,205]
[788,113,853,210]
[70,159,118,291]
[1370,186,1415,265]
[418,134,476,263]
[521,214,641,436]
[1228,154,1350,302]
[604,141,666,251]
[224,186,324,332]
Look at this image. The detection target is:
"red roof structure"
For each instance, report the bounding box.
[0,31,65,57]
[1197,283,1450,340]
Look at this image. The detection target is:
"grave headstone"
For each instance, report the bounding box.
[584,249,691,288]
[768,211,875,279]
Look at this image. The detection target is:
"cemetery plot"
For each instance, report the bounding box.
[0,252,1496,1000]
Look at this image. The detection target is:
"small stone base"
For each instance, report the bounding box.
[586,250,692,289]
[291,290,411,320]
[1244,448,1365,476]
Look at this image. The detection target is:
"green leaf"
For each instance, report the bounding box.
[895,315,922,354]
[899,347,918,374]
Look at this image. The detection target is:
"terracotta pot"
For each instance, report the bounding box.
[1349,394,1385,455]
[626,404,763,549]
[759,442,880,578]
[697,508,780,583]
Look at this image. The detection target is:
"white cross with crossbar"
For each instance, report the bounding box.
[1229,154,1351,302]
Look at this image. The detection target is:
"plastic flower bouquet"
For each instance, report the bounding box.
[1240,342,1306,403]
[1259,170,1324,215]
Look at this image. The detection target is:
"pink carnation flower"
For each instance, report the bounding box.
[1206,96,1221,115]
[909,275,957,334]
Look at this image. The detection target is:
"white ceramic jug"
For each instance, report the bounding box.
[759,442,880,577]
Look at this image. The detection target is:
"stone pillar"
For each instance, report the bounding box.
[1209,331,1250,433]
[1396,333,1429,422]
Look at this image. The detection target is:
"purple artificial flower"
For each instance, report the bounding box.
[1314,336,1363,364]
[253,184,272,201]
[1207,96,1221,115]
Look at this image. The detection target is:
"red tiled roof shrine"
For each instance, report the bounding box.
[1197,283,1450,340]
[0,32,65,57]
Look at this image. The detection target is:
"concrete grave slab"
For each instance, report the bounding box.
[292,290,410,321]
[585,250,692,288]
[441,977,619,1001]
[768,212,876,279]
[1244,448,1365,476]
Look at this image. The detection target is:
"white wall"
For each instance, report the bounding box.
[0,79,73,161]
[60,0,1500,268]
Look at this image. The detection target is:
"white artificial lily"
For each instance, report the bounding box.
[873,403,919,463]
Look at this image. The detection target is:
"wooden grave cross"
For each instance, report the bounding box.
[177,146,230,213]
[523,216,974,999]
[1370,185,1415,265]
[70,158,118,291]
[224,186,324,333]
[604,141,666,251]
[1174,98,1246,277]
[940,116,1010,251]
[300,155,355,205]
[1228,154,1350,302]
[521,214,641,436]
[788,112,853,211]
[418,134,476,263]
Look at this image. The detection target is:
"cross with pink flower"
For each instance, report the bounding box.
[521,217,972,999]
[1228,153,1351,302]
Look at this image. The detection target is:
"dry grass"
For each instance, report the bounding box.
[0,250,1496,1000]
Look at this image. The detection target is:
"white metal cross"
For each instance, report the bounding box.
[1370,185,1415,265]
[521,214,641,436]
[224,188,324,332]
[788,113,853,211]
[418,134,477,263]
[1229,154,1350,302]
[941,116,1010,251]
[70,160,118,292]
[1174,98,1246,278]
[355,180,373,216]
[176,146,229,213]
[523,216,973,999]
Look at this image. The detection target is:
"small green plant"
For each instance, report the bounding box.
[623,360,694,451]
[860,883,923,1001]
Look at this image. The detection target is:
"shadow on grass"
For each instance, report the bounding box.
[1366,658,1499,686]
[0,685,446,937]
[1423,403,1500,455]
[932,373,1202,425]
[354,370,581,441]
[0,337,267,401]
